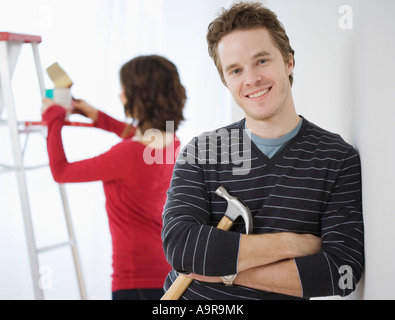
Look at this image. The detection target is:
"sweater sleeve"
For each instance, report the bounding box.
[294,148,364,298]
[42,105,132,183]
[95,110,135,138]
[161,138,241,277]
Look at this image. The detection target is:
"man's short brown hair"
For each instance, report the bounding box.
[206,1,295,86]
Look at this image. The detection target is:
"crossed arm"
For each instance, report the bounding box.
[187,232,321,297]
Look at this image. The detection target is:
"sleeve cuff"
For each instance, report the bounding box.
[42,105,66,124]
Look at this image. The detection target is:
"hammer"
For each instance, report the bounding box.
[161,186,253,300]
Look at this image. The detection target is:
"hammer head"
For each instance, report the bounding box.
[215,186,253,234]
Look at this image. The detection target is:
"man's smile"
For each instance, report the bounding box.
[246,87,272,99]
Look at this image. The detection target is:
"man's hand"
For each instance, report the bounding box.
[238,232,321,272]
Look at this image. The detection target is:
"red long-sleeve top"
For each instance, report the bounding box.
[42,105,177,291]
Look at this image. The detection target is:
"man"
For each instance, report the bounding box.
[162,2,363,299]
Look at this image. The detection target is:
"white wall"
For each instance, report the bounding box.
[352,0,395,300]
[239,0,394,299]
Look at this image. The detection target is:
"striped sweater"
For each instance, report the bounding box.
[162,117,364,300]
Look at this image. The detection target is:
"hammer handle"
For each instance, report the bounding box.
[215,216,234,231]
[160,215,234,300]
[160,274,193,300]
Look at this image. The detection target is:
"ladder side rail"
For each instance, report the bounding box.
[0,41,44,300]
[58,184,87,300]
[1,35,88,300]
[34,38,87,299]
[31,42,45,99]
[34,39,88,300]
[0,42,22,118]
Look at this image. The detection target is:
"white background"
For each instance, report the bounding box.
[0,0,394,300]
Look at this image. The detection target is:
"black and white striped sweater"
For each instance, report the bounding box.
[162,117,364,300]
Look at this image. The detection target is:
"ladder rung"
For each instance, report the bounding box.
[0,119,45,134]
[0,164,15,173]
[25,164,49,171]
[24,120,95,128]
[0,119,94,130]
[19,127,47,134]
[0,163,49,173]
[36,240,75,254]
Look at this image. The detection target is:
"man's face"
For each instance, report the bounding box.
[218,28,294,124]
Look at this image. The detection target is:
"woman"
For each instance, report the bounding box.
[42,55,186,300]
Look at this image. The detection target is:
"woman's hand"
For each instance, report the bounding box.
[72,99,98,122]
[41,98,71,115]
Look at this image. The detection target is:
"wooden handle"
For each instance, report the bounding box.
[215,216,234,232]
[161,215,234,300]
[161,274,193,300]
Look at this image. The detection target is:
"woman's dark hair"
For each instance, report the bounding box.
[120,55,186,133]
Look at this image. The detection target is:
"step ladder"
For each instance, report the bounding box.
[0,32,87,300]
